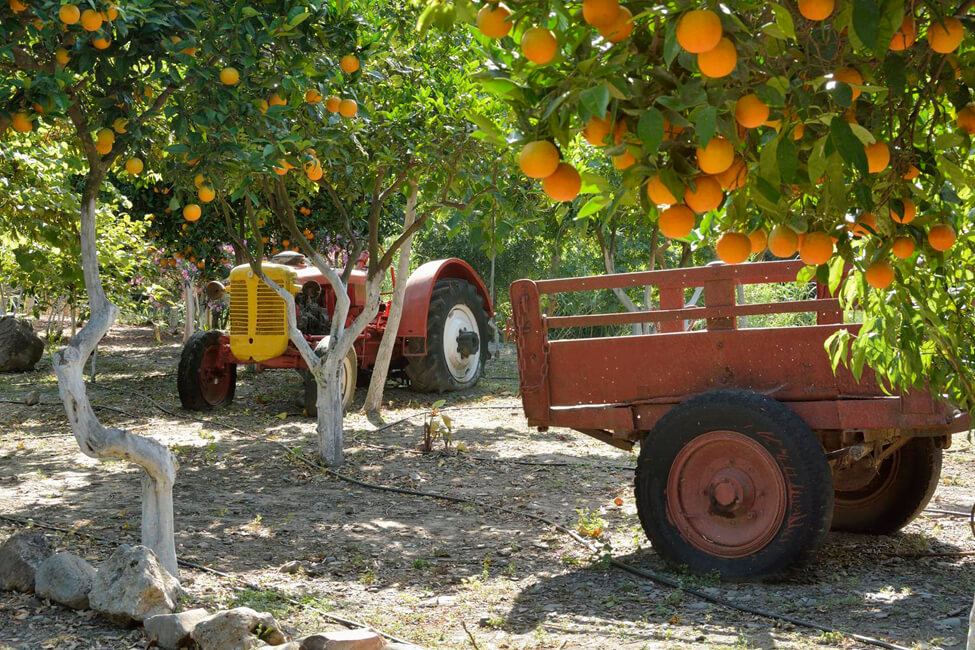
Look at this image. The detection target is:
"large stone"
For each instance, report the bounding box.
[0,316,43,372]
[0,531,52,592]
[144,608,210,649]
[88,545,182,624]
[35,552,96,609]
[192,607,287,650]
[299,629,386,650]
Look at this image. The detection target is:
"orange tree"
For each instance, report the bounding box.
[424,0,975,410]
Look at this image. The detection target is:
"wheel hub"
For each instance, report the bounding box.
[198,345,232,406]
[442,304,480,382]
[456,331,479,358]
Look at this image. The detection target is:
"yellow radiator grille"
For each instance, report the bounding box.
[255,283,286,335]
[229,279,249,335]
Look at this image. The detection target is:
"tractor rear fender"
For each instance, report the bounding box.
[397,258,493,357]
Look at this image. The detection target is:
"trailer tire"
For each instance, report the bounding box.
[302,344,357,417]
[831,437,942,534]
[635,390,833,581]
[406,279,489,393]
[178,330,236,410]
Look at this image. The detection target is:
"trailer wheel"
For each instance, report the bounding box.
[303,344,357,417]
[406,279,489,392]
[178,330,236,410]
[635,390,834,581]
[831,437,942,534]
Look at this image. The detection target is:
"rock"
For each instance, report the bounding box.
[298,630,386,650]
[88,545,181,624]
[0,316,43,373]
[34,552,96,609]
[280,560,302,574]
[0,531,52,592]
[257,644,300,650]
[384,644,423,650]
[144,608,210,649]
[23,390,39,406]
[192,607,286,650]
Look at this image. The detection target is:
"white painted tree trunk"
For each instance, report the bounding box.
[182,282,196,343]
[362,182,417,414]
[52,179,179,578]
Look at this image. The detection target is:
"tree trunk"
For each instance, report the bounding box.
[316,352,346,466]
[595,226,646,334]
[53,176,179,578]
[362,182,417,414]
[182,282,195,343]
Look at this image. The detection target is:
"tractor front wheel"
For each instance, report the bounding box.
[406,279,490,393]
[303,344,357,417]
[177,330,236,410]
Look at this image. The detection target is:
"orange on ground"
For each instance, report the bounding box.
[696,136,735,175]
[325,96,341,113]
[957,106,975,134]
[748,228,768,254]
[339,99,358,117]
[81,9,103,31]
[646,174,677,205]
[927,18,964,54]
[676,9,722,54]
[891,236,915,259]
[735,94,769,129]
[890,16,917,50]
[864,260,894,289]
[582,0,620,28]
[305,89,322,104]
[798,0,834,21]
[124,158,143,175]
[716,156,748,190]
[11,112,32,133]
[612,150,636,170]
[716,232,752,264]
[684,175,723,214]
[903,165,920,180]
[522,27,558,64]
[697,37,737,78]
[477,3,512,38]
[519,140,561,179]
[799,231,834,266]
[542,163,581,202]
[890,198,916,224]
[658,205,696,239]
[59,3,80,24]
[928,224,956,251]
[183,204,201,222]
[92,37,111,50]
[834,67,863,101]
[865,141,890,173]
[340,55,360,74]
[198,186,215,203]
[599,7,633,42]
[850,212,876,238]
[768,225,799,258]
[220,67,240,86]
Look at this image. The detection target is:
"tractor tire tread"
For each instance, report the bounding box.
[177,330,235,411]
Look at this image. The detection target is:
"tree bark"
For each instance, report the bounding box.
[182,281,195,343]
[53,174,179,578]
[594,226,647,334]
[362,181,418,414]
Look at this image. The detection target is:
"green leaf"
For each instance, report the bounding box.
[808,136,828,183]
[579,86,611,122]
[637,108,665,154]
[693,105,717,147]
[771,4,796,39]
[576,195,610,219]
[776,135,798,185]
[830,117,868,176]
[828,255,845,294]
[852,0,881,51]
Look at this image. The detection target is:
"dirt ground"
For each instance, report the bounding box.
[0,324,973,650]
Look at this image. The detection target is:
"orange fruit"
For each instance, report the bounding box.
[864,260,894,289]
[663,119,684,140]
[339,99,358,117]
[928,224,956,251]
[716,156,748,190]
[11,112,32,133]
[183,204,201,222]
[676,9,722,54]
[198,185,215,203]
[697,37,737,78]
[305,160,323,181]
[768,225,799,257]
[124,157,143,175]
[927,17,964,54]
[55,48,71,65]
[696,136,734,175]
[646,174,677,205]
[112,117,127,133]
[716,232,752,264]
[850,212,876,238]
[798,0,834,21]
[890,16,917,50]
[865,141,890,173]
[105,3,118,20]
[582,0,620,28]
[735,94,769,129]
[80,9,102,31]
[612,150,636,169]
[658,205,696,239]
[477,3,512,38]
[684,175,723,214]
[614,497,624,506]
[92,36,111,50]
[891,236,915,259]
[889,198,916,224]
[522,27,558,64]
[583,112,614,146]
[325,96,341,113]
[258,100,269,114]
[96,127,114,144]
[748,228,768,254]
[59,3,80,24]
[9,0,27,13]
[340,55,360,74]
[95,138,112,155]
[799,231,834,266]
[194,174,206,188]
[956,105,975,134]
[305,89,322,104]
[542,163,581,202]
[268,93,287,107]
[220,67,239,86]
[519,140,560,179]
[902,165,920,180]
[599,7,633,42]
[834,67,863,101]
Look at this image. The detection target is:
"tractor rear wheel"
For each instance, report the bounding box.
[635,390,834,581]
[406,279,489,392]
[178,330,236,410]
[303,344,357,417]
[831,437,942,534]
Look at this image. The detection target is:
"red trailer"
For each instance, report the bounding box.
[510,260,969,580]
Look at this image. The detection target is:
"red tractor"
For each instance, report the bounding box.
[177,253,493,414]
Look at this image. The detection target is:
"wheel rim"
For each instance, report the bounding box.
[442,303,480,383]
[833,449,901,507]
[198,344,232,405]
[341,350,356,405]
[666,430,788,559]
